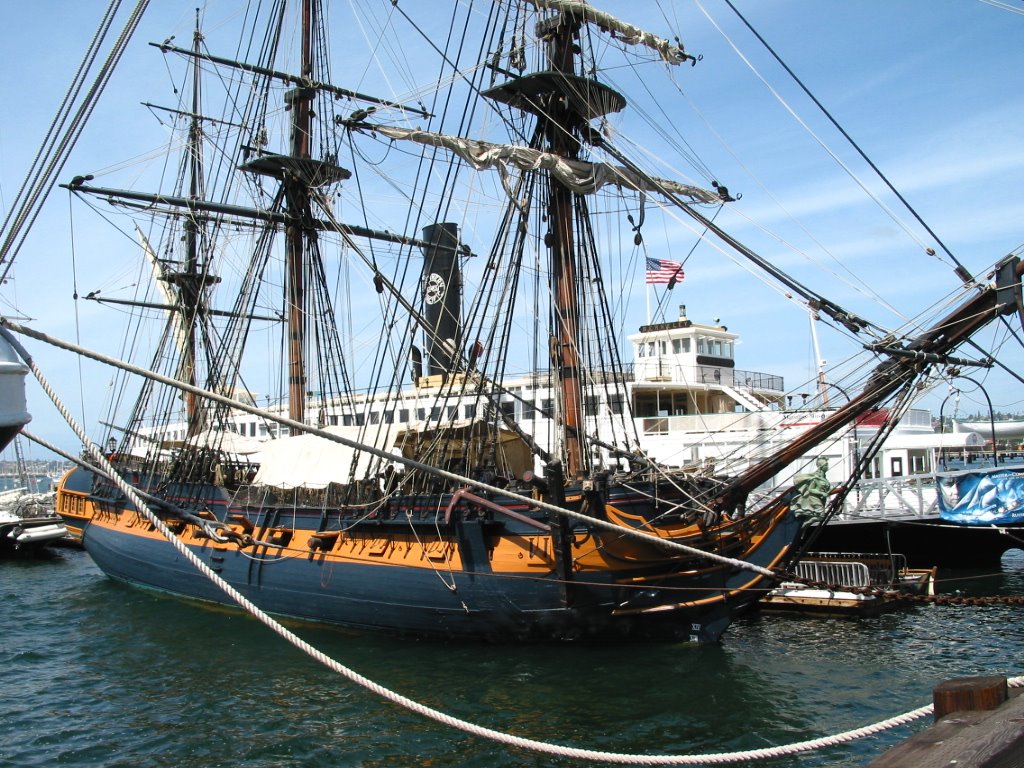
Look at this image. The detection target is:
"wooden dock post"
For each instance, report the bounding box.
[932,675,1007,720]
[869,675,1024,767]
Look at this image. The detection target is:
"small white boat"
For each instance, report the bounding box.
[761,552,935,617]
[0,489,67,554]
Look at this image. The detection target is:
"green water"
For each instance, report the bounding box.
[2,547,1022,767]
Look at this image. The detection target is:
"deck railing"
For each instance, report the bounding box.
[837,476,938,521]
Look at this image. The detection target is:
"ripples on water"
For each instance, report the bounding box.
[2,548,1022,767]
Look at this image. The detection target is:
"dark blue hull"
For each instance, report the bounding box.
[79,507,801,643]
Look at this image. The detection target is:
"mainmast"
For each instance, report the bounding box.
[284,0,315,427]
[483,9,629,480]
[544,17,585,479]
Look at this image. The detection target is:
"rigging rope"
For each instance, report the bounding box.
[0,0,152,282]
[702,0,972,285]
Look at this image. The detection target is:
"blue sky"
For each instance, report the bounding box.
[1,0,1022,460]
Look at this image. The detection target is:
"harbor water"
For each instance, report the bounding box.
[3,546,1023,767]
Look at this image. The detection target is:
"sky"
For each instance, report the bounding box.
[0,0,1022,462]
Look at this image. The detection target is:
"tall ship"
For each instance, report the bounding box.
[1,1,1019,642]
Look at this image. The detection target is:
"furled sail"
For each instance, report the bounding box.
[525,0,695,65]
[359,124,719,204]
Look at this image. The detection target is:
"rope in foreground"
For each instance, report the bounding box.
[9,324,1023,765]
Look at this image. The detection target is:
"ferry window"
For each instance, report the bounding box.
[862,456,878,479]
[383,411,394,424]
[637,344,646,358]
[416,408,426,420]
[723,341,733,358]
[672,338,690,354]
[658,341,667,355]
[446,406,457,419]
[369,412,380,425]
[608,394,624,415]
[584,395,599,416]
[521,400,536,416]
[710,340,722,356]
[399,408,409,423]
[541,399,554,417]
[343,415,353,426]
[913,450,929,475]
[430,406,441,420]
[500,401,516,419]
[464,404,477,419]
[697,338,706,354]
[890,457,903,477]
[259,425,268,436]
[647,341,655,357]
[329,415,338,426]
[249,423,256,436]
[355,415,365,427]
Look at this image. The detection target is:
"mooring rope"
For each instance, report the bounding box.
[7,325,1023,764]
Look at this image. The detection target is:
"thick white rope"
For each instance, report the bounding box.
[8,324,1022,765]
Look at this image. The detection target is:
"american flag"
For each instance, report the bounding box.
[645,257,684,285]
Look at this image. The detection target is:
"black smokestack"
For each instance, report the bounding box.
[419,223,462,377]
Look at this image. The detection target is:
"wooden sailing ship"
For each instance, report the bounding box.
[26,0,1022,641]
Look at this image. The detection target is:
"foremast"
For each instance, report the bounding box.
[170,13,217,438]
[66,1,432,441]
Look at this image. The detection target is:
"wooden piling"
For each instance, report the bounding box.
[932,675,1007,720]
[869,676,1024,767]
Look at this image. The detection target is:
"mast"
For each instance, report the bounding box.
[481,6,634,479]
[809,308,829,408]
[284,0,315,427]
[161,11,219,438]
[182,14,204,435]
[545,16,585,479]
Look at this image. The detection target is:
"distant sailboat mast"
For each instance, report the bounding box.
[809,307,830,408]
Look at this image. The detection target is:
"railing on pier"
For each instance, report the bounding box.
[838,476,939,521]
[793,559,871,588]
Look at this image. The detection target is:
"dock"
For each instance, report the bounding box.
[869,676,1024,767]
